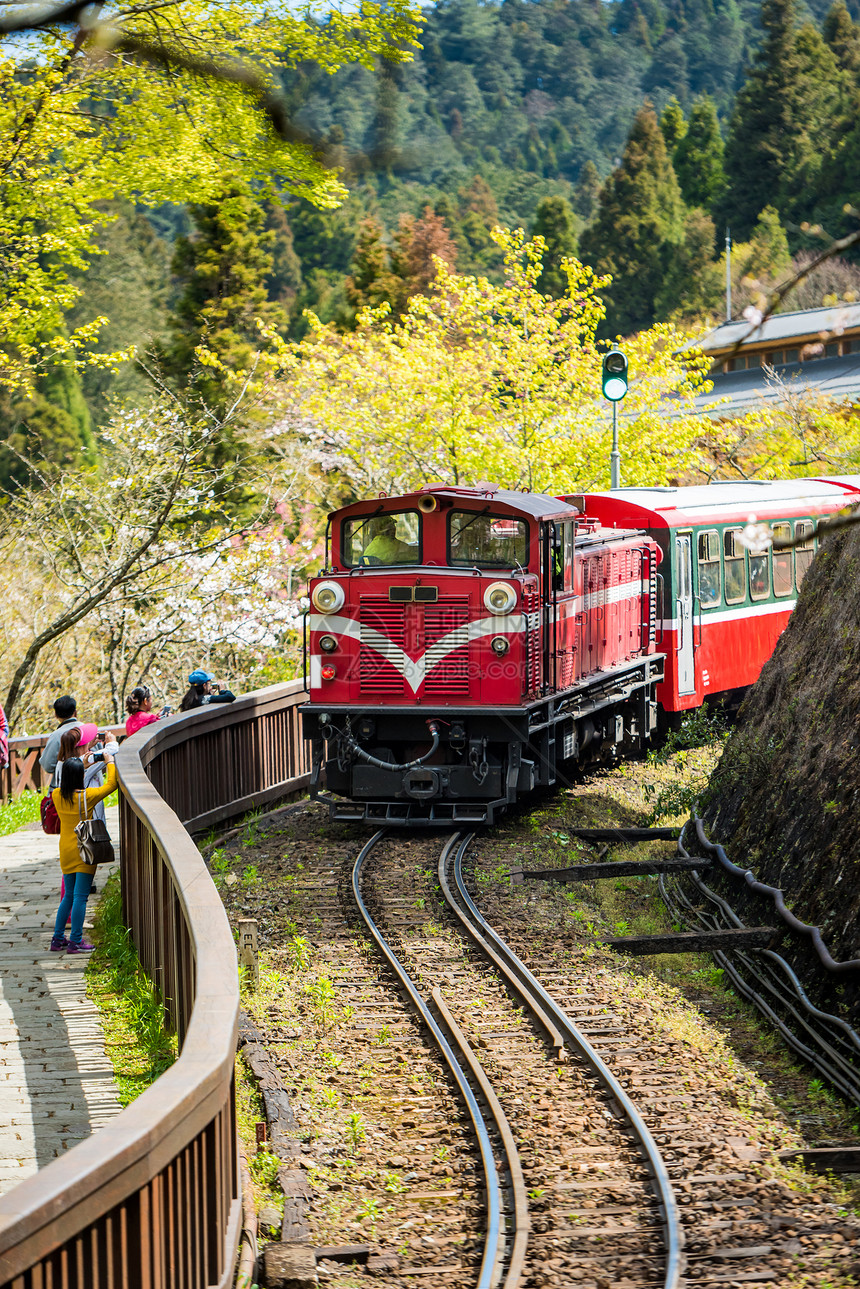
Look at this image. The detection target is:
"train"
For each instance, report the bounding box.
[301,476,860,825]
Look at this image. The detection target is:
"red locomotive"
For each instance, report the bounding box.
[303,484,662,823]
[301,477,860,824]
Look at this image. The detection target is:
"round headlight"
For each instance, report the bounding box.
[312,581,345,614]
[319,634,337,653]
[484,581,517,614]
[491,636,510,655]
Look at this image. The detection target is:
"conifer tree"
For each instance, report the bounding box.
[722,0,844,234]
[822,0,860,74]
[532,196,579,298]
[743,205,792,282]
[579,105,686,335]
[659,97,687,153]
[655,209,723,322]
[391,207,457,308]
[264,201,303,313]
[163,187,288,420]
[0,362,95,492]
[345,218,399,313]
[573,161,602,224]
[673,96,726,214]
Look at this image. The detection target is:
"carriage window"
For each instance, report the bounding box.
[749,550,770,600]
[449,511,528,567]
[795,520,816,586]
[697,529,721,607]
[724,528,746,603]
[343,510,421,567]
[772,522,793,596]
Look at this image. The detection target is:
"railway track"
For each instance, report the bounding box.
[219,802,860,1286]
[353,829,682,1289]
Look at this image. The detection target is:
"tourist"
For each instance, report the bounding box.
[178,668,236,712]
[49,750,118,955]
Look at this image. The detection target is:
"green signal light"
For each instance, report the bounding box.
[602,349,628,401]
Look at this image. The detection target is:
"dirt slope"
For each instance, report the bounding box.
[703,522,860,967]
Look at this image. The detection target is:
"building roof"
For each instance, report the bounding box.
[695,352,860,415]
[696,303,860,354]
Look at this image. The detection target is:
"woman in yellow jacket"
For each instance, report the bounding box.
[50,751,117,955]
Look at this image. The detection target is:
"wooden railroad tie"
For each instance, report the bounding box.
[514,857,711,882]
[569,827,680,841]
[605,927,777,955]
[777,1146,860,1174]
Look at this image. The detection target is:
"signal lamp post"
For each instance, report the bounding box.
[602,347,628,489]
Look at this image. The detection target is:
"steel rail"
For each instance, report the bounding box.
[663,865,860,1071]
[658,866,860,1102]
[351,831,506,1289]
[689,818,860,973]
[430,988,530,1289]
[440,833,684,1289]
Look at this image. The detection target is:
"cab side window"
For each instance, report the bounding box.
[564,522,574,591]
[771,522,793,596]
[697,529,721,607]
[795,520,816,586]
[724,528,746,603]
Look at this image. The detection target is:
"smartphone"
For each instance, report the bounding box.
[159,705,171,717]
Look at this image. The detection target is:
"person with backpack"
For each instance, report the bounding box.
[0,703,8,774]
[50,750,117,954]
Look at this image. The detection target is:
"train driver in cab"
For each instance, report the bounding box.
[364,515,416,564]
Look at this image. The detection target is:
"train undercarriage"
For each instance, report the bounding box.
[305,655,664,825]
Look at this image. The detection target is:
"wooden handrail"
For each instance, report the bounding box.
[0,681,311,1288]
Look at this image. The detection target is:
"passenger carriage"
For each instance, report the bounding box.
[570,477,860,717]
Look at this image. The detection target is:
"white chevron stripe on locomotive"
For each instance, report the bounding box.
[310,612,525,694]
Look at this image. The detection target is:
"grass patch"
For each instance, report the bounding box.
[0,789,44,837]
[85,872,178,1106]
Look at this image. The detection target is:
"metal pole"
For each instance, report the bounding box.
[610,400,620,489]
[726,227,732,322]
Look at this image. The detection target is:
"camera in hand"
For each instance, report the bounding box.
[92,751,106,763]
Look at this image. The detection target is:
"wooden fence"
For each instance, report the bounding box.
[0,681,311,1289]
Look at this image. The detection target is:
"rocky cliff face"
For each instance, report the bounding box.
[702,523,860,968]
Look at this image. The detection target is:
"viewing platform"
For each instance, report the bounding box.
[0,809,122,1197]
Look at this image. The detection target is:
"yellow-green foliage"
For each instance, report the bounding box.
[271,227,715,493]
[0,1,421,393]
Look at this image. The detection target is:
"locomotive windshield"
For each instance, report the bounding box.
[449,511,528,567]
[343,510,421,566]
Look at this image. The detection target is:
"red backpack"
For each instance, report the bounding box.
[41,793,61,835]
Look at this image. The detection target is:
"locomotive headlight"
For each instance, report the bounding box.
[312,581,345,613]
[319,634,337,653]
[484,581,517,614]
[491,636,510,655]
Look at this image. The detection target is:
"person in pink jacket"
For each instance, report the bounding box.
[124,686,169,736]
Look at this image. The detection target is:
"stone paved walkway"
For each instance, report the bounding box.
[0,806,123,1196]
